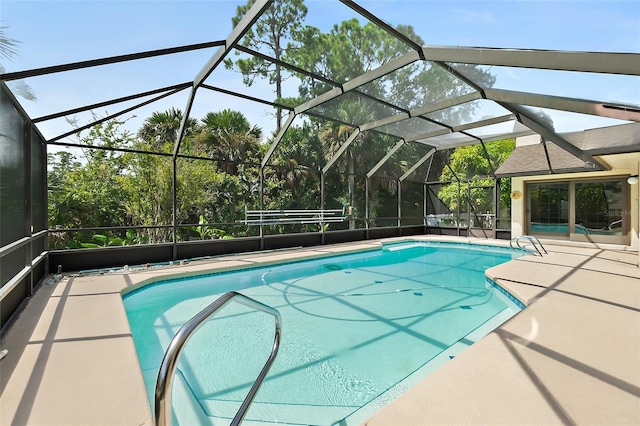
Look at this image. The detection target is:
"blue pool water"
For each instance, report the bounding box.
[123,241,524,425]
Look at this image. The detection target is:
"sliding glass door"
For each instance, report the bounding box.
[527,178,628,244]
[528,182,569,236]
[574,180,625,237]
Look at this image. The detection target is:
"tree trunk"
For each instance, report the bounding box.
[275,57,282,132]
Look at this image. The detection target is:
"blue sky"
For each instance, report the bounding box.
[1,0,639,143]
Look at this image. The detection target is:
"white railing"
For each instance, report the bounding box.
[244,207,346,226]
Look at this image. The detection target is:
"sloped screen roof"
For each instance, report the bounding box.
[1,0,639,177]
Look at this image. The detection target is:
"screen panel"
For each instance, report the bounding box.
[0,89,27,247]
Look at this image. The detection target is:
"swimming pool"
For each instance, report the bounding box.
[123,241,525,425]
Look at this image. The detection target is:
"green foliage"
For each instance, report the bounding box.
[48,109,259,248]
[191,215,232,240]
[48,119,132,229]
[281,14,494,228]
[48,4,501,245]
[48,229,138,250]
[194,109,262,174]
[437,139,515,220]
[261,123,325,233]
[137,108,200,151]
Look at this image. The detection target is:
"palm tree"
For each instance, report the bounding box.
[137,108,200,152]
[0,26,18,60]
[318,98,379,228]
[196,109,262,174]
[0,26,36,101]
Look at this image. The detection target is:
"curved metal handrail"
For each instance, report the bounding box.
[154,291,282,426]
[510,235,547,256]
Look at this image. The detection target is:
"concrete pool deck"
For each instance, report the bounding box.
[1,236,638,425]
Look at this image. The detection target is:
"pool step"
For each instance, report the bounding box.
[148,368,358,426]
[198,398,359,426]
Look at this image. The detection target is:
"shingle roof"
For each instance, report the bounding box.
[494,142,596,178]
[562,122,640,155]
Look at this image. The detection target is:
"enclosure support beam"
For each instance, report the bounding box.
[360,109,509,145]
[174,0,273,157]
[366,139,405,179]
[262,112,296,168]
[445,163,462,237]
[49,86,186,143]
[41,126,49,275]
[423,154,434,229]
[357,92,484,135]
[494,178,500,232]
[541,138,554,173]
[294,51,421,115]
[479,140,495,175]
[34,83,192,123]
[399,148,436,182]
[352,96,500,144]
[259,168,264,250]
[320,172,325,245]
[359,112,410,132]
[173,86,197,155]
[485,88,640,122]
[24,122,33,295]
[423,182,428,229]
[397,180,402,229]
[467,184,472,236]
[0,41,225,82]
[409,92,483,118]
[365,177,370,239]
[195,0,273,87]
[322,128,361,174]
[172,157,178,260]
[341,0,424,56]
[201,84,295,112]
[235,45,340,88]
[342,52,422,92]
[506,102,601,168]
[452,114,515,133]
[407,128,451,146]
[424,153,434,185]
[421,46,640,76]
